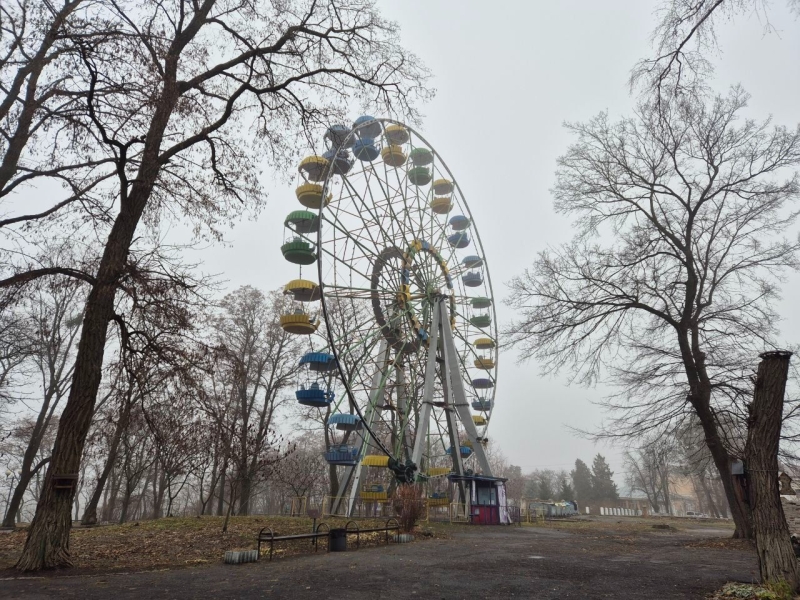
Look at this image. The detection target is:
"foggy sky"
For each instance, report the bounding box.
[187,1,800,486]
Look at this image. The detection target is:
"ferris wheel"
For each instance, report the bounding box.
[279,117,498,516]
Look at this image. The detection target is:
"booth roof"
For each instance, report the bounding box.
[448,474,508,484]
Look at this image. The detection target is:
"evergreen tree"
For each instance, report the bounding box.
[558,472,575,501]
[536,471,555,500]
[571,459,594,503]
[591,454,619,500]
[524,477,538,499]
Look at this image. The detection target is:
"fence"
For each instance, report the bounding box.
[322,496,395,519]
[599,507,642,516]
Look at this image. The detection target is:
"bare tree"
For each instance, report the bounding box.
[272,432,327,503]
[0,310,31,420]
[2,277,83,527]
[213,287,301,515]
[0,0,115,231]
[2,0,429,570]
[505,86,800,538]
[631,0,798,99]
[625,435,678,514]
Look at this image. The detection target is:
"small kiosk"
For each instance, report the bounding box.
[449,474,511,525]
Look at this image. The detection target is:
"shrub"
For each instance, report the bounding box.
[394,484,425,533]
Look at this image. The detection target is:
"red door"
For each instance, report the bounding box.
[472,505,499,525]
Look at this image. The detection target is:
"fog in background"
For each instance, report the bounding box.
[177,1,800,486]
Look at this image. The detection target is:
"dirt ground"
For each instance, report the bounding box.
[0,516,402,571]
[0,515,758,599]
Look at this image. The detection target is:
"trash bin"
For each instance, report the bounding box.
[330,528,347,552]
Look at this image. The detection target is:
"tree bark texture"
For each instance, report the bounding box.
[745,350,799,590]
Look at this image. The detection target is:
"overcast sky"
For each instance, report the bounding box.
[186,1,800,486]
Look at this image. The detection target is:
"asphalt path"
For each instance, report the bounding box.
[0,523,757,599]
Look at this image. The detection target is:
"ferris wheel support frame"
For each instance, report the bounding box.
[439,299,493,476]
[409,297,493,485]
[339,341,390,517]
[410,302,440,467]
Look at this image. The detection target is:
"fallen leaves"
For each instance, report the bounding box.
[0,515,427,573]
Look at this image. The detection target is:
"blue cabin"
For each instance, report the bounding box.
[449,215,471,231]
[448,232,470,249]
[353,115,382,139]
[462,255,483,269]
[462,272,483,287]
[447,445,473,459]
[325,124,354,148]
[323,148,354,175]
[328,413,362,431]
[299,352,337,372]
[472,398,492,411]
[296,382,334,407]
[324,444,360,466]
[472,378,494,390]
[353,137,379,162]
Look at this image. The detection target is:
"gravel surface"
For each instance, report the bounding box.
[0,521,757,599]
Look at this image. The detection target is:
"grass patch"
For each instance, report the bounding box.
[520,515,735,537]
[709,582,794,600]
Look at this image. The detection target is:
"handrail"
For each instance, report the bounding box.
[314,522,330,552]
[345,520,360,549]
[385,518,400,544]
[257,526,275,560]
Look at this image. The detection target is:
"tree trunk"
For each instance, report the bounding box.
[14,40,184,568]
[222,479,236,533]
[238,473,251,516]
[216,464,227,516]
[81,407,129,525]
[103,467,120,523]
[15,200,153,568]
[118,485,133,524]
[699,475,720,518]
[153,469,166,519]
[745,350,799,590]
[692,395,753,538]
[2,472,32,529]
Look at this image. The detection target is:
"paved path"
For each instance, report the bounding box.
[1,525,757,599]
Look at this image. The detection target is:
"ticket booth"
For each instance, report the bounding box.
[449,474,511,525]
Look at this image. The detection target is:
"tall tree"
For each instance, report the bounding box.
[506,87,800,538]
[213,287,301,515]
[625,436,677,514]
[524,477,539,500]
[558,471,575,502]
[532,470,556,501]
[591,455,619,501]
[2,278,83,527]
[571,459,594,504]
[3,0,429,571]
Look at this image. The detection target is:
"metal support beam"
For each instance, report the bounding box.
[439,299,493,476]
[410,303,440,469]
[345,342,390,516]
